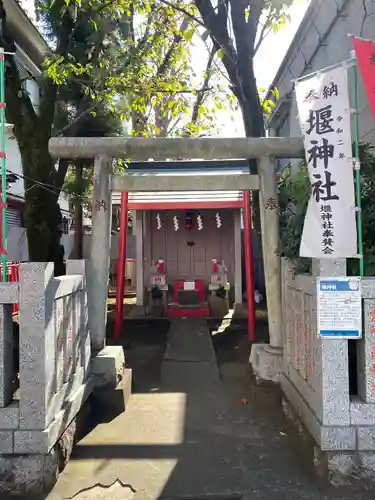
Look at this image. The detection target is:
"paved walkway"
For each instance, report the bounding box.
[48,319,373,500]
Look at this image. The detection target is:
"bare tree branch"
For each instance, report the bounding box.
[361,0,369,36]
[157,16,190,77]
[254,13,273,56]
[192,45,216,123]
[53,10,154,137]
[39,10,76,138]
[203,39,230,82]
[55,158,69,191]
[53,82,214,137]
[53,102,98,137]
[157,0,205,27]
[166,116,184,135]
[195,0,238,86]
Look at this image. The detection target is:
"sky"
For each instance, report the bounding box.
[254,1,310,90]
[217,0,311,136]
[18,0,310,137]
[19,0,37,22]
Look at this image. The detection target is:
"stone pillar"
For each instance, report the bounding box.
[19,262,55,429]
[249,155,283,382]
[358,286,375,403]
[0,301,16,407]
[312,258,350,426]
[258,155,282,349]
[89,154,112,351]
[312,259,346,277]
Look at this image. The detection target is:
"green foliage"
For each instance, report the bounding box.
[0,0,304,264]
[244,6,251,23]
[259,86,279,120]
[63,163,92,207]
[278,143,375,277]
[0,0,224,264]
[62,103,122,206]
[262,0,295,25]
[278,162,311,274]
[271,11,292,32]
[352,144,375,276]
[37,0,221,138]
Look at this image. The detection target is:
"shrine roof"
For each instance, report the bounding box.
[113,160,249,208]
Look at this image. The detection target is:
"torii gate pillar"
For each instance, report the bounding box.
[89,154,112,351]
[250,155,283,383]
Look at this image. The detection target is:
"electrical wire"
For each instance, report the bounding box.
[10,170,92,204]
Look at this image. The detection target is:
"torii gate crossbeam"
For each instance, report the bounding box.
[49,136,304,381]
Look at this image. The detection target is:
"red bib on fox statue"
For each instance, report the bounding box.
[212,259,218,273]
[156,259,164,273]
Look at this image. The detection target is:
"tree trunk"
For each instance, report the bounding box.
[229,0,265,237]
[233,66,264,238]
[21,139,65,275]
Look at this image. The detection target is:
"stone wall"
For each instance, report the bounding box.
[281,259,354,450]
[281,258,375,482]
[0,259,92,455]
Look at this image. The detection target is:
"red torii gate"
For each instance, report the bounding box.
[113,190,256,341]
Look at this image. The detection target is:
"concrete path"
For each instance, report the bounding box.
[48,319,373,500]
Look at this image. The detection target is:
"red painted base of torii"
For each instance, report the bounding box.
[113,193,256,342]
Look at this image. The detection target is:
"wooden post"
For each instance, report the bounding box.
[243,191,256,342]
[114,192,128,339]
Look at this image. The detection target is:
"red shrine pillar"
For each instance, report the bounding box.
[243,190,256,342]
[114,192,129,339]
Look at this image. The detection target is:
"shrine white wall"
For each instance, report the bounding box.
[142,209,238,299]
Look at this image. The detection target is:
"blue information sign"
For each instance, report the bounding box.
[317,277,362,339]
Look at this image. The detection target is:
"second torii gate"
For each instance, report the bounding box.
[48,136,303,382]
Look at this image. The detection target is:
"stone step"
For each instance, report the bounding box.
[91,368,132,420]
[167,303,210,317]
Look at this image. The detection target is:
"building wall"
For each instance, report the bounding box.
[269,0,375,146]
[143,209,236,288]
[5,46,70,225]
[6,52,40,203]
[6,231,136,263]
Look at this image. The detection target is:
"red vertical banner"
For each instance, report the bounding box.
[352,36,375,120]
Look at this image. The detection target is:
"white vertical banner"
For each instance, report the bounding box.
[295,64,357,258]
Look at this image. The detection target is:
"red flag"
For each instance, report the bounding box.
[352,36,375,120]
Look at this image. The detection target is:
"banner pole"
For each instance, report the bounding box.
[0,48,6,283]
[352,60,365,277]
